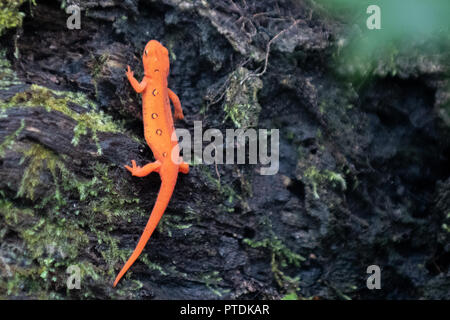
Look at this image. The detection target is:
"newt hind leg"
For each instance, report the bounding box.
[179,162,189,174]
[125,160,161,177]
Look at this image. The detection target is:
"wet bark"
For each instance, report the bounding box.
[0,0,449,299]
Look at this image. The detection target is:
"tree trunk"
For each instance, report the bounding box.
[0,0,449,299]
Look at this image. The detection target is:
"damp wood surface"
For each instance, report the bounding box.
[0,0,449,299]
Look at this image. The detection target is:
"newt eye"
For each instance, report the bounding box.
[144,50,148,56]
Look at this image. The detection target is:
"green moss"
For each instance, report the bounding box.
[244,236,305,268]
[201,166,234,199]
[443,224,450,232]
[304,166,347,200]
[0,49,145,297]
[224,103,255,129]
[199,166,242,213]
[0,118,24,157]
[1,84,122,154]
[282,292,299,300]
[89,52,110,97]
[93,230,130,278]
[166,41,177,62]
[0,140,148,297]
[157,212,194,237]
[157,205,199,237]
[244,236,305,292]
[0,196,90,298]
[90,53,110,80]
[0,0,32,36]
[198,271,225,297]
[442,212,450,233]
[139,255,168,276]
[198,165,252,214]
[0,196,33,226]
[21,217,89,268]
[223,67,263,128]
[0,49,22,90]
[17,144,60,202]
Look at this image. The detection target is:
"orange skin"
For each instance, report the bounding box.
[113,40,189,287]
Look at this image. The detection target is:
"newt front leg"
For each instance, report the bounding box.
[168,88,184,120]
[124,160,161,177]
[126,66,147,93]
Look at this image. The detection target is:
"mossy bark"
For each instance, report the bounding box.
[0,0,449,299]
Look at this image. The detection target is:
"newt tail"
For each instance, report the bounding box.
[113,40,189,287]
[113,162,178,287]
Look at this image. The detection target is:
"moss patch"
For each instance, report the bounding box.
[0,141,147,298]
[223,67,263,128]
[1,84,122,154]
[244,235,305,293]
[0,0,35,36]
[303,166,347,200]
[0,49,22,90]
[0,118,24,157]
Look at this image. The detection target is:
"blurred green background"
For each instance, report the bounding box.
[313,0,450,79]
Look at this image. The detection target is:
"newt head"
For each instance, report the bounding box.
[143,39,170,79]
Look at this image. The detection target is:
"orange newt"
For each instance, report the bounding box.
[113,40,189,287]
